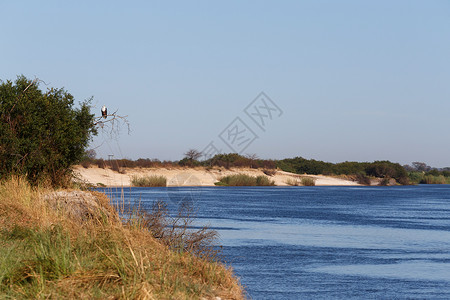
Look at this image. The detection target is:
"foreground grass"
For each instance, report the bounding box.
[0,177,243,299]
[131,175,167,187]
[215,174,275,186]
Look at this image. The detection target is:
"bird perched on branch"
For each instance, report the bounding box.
[101,105,107,119]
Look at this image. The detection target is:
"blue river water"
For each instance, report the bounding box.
[101,185,450,299]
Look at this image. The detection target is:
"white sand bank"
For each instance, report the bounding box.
[74,166,360,187]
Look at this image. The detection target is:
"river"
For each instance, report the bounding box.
[102,185,450,299]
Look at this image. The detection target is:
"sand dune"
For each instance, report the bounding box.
[74,166,360,187]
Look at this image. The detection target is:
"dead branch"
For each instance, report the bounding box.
[94,109,130,136]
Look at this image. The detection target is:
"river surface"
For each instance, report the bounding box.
[102,185,450,299]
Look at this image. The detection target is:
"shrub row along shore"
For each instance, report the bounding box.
[81,153,450,186]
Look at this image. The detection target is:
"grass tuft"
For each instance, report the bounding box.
[285,178,300,186]
[131,175,167,187]
[300,177,316,186]
[215,174,275,186]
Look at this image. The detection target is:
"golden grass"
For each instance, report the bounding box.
[0,177,244,299]
[285,176,315,186]
[131,175,167,187]
[285,178,300,186]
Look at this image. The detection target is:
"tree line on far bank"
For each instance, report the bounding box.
[81,150,450,186]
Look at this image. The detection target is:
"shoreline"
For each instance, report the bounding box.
[74,165,361,187]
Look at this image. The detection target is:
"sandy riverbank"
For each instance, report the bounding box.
[74,166,360,187]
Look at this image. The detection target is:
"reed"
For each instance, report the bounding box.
[421,175,447,184]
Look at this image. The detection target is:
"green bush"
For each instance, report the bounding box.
[355,173,371,185]
[255,175,274,186]
[0,76,97,186]
[408,172,423,184]
[131,175,167,187]
[215,174,275,186]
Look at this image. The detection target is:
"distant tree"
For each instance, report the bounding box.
[365,161,408,183]
[246,153,258,168]
[403,164,415,172]
[412,162,431,172]
[0,76,98,186]
[184,149,202,161]
[179,149,202,167]
[85,149,97,160]
[425,169,440,177]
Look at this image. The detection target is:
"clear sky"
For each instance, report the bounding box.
[2,1,450,167]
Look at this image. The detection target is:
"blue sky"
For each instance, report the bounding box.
[2,1,450,166]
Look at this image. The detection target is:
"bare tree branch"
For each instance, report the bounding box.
[93,109,130,136]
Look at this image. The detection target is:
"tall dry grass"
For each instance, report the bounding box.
[285,178,300,186]
[285,177,315,186]
[0,177,244,299]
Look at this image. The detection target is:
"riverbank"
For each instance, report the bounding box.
[74,166,361,187]
[0,178,244,299]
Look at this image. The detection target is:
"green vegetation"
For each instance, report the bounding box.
[0,76,97,186]
[215,174,275,186]
[408,171,450,185]
[422,175,447,184]
[131,175,167,187]
[206,153,276,169]
[81,154,450,186]
[0,178,243,299]
[301,177,316,186]
[277,157,409,185]
[355,173,372,185]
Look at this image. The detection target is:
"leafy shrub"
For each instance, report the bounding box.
[365,161,408,183]
[355,173,371,185]
[0,76,97,186]
[131,175,167,187]
[408,172,423,184]
[80,160,91,168]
